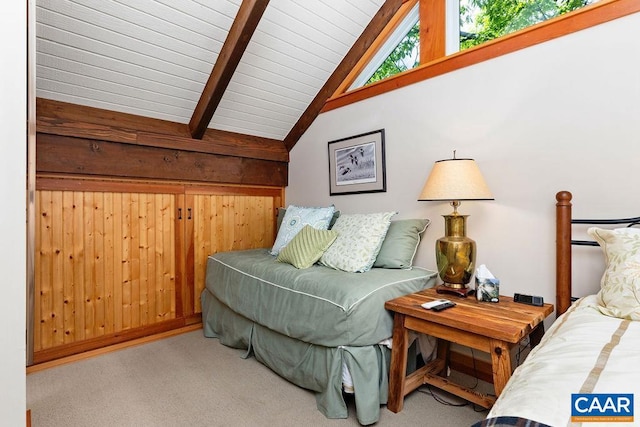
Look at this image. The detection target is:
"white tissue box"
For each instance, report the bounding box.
[476,278,500,303]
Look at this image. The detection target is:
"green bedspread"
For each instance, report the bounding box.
[205,249,436,347]
[201,248,437,424]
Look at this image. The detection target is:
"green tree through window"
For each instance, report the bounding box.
[360,0,596,87]
[366,23,420,85]
[460,0,595,50]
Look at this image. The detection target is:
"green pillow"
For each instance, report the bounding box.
[374,219,430,269]
[277,225,338,269]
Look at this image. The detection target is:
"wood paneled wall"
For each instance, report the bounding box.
[35,188,177,351]
[190,191,278,313]
[32,99,287,364]
[33,177,283,363]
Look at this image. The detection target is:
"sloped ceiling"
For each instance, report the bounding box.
[36,0,386,144]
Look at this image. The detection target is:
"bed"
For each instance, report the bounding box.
[201,206,437,425]
[475,191,640,427]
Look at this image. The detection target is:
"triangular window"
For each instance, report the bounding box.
[350,2,420,90]
[331,0,605,102]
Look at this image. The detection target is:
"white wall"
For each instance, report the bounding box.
[0,2,27,426]
[288,13,640,310]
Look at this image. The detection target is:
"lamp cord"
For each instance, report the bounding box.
[418,348,493,413]
[419,337,531,412]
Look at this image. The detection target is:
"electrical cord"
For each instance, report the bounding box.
[418,385,493,413]
[469,348,480,389]
[418,338,535,412]
[417,348,494,413]
[418,385,469,407]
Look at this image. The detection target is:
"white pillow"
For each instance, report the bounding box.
[270,204,335,255]
[319,212,396,273]
[588,227,640,320]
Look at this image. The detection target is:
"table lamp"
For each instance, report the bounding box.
[418,153,493,297]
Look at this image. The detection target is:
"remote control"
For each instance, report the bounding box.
[431,301,456,311]
[513,293,544,306]
[421,299,451,309]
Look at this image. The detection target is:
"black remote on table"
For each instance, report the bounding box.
[431,301,456,311]
[513,293,544,306]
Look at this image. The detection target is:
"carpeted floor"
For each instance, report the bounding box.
[27,330,490,426]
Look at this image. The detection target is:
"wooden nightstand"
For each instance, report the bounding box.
[384,287,553,412]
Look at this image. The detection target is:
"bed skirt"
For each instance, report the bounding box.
[201,288,390,425]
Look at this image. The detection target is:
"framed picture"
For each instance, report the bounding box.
[328,129,386,196]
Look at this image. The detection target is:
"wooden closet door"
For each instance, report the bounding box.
[188,186,283,315]
[34,186,178,353]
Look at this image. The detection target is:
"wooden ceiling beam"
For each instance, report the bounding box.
[188,0,270,140]
[36,133,288,187]
[37,98,288,162]
[283,0,405,152]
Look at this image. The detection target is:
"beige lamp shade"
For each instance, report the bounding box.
[418,158,494,201]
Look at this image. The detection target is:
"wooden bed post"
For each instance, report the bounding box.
[556,191,572,317]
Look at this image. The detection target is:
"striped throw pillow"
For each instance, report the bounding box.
[277,225,338,269]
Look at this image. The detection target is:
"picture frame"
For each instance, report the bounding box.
[328,129,386,196]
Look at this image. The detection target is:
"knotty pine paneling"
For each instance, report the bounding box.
[33,177,282,362]
[190,190,281,313]
[35,189,176,352]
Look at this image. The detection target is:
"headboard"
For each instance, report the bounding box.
[555,190,640,316]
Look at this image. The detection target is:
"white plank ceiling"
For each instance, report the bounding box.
[36,0,385,140]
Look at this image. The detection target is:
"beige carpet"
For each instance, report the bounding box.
[27,330,490,426]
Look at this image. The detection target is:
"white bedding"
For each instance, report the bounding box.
[487,295,639,426]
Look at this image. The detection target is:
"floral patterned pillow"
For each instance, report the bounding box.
[588,227,640,320]
[319,212,396,273]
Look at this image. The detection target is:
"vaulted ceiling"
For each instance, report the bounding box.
[36,0,403,151]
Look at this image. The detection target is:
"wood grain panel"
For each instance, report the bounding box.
[420,0,445,63]
[34,189,177,352]
[190,191,280,313]
[36,133,288,187]
[34,177,282,361]
[36,98,289,163]
[83,191,96,339]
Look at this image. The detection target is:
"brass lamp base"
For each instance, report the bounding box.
[434,209,477,298]
[435,284,476,298]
